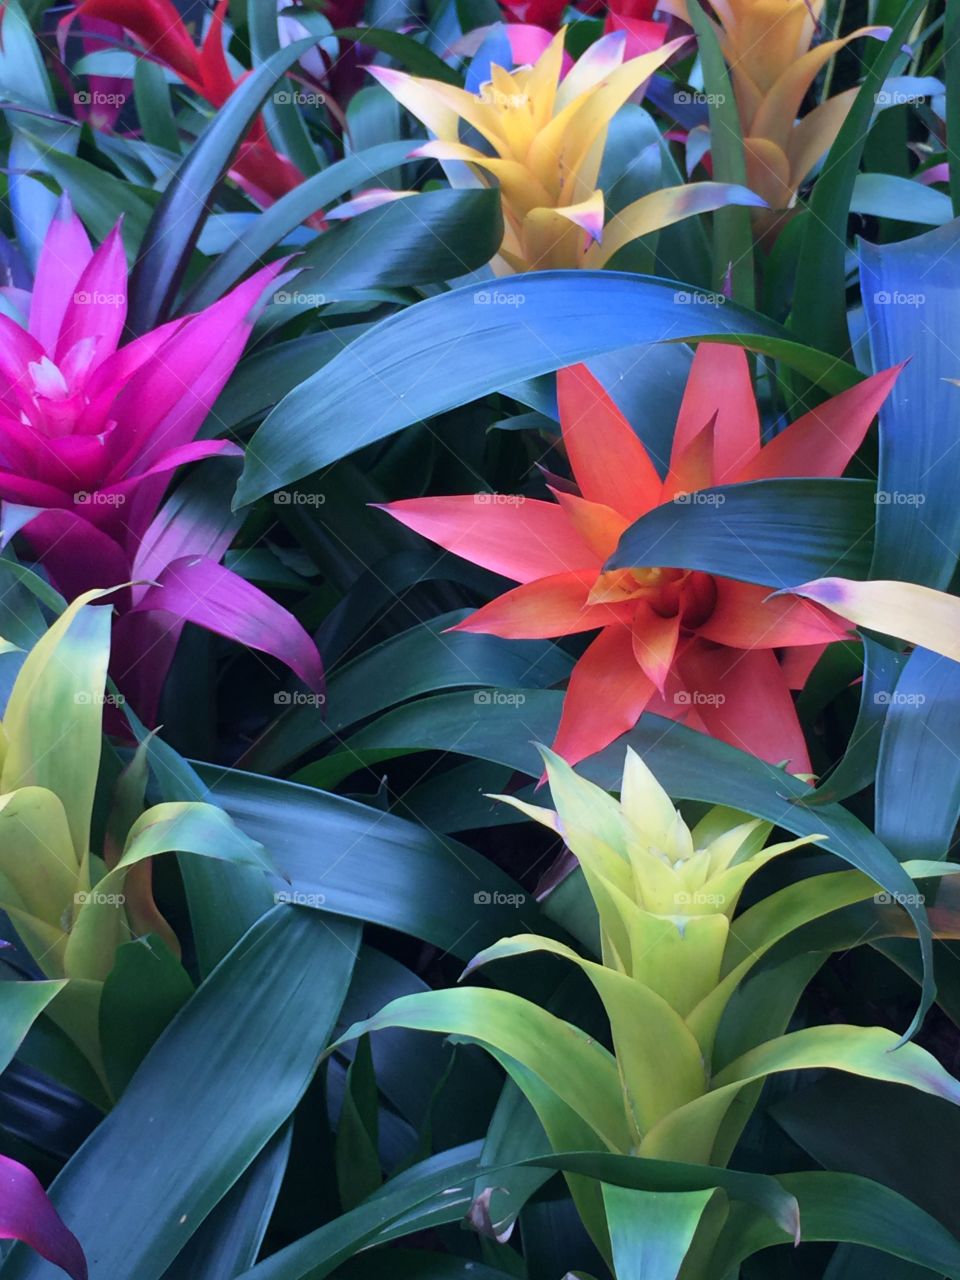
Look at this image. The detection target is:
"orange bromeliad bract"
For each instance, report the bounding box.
[381,345,900,771]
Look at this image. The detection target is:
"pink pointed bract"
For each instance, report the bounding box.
[0,199,323,719]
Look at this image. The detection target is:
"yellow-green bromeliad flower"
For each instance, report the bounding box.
[370,30,766,272]
[0,590,268,1101]
[332,746,960,1269]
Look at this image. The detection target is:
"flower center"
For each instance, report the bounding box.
[588,567,717,628]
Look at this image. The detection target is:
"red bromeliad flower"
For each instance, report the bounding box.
[0,198,322,720]
[381,346,899,771]
[72,0,317,216]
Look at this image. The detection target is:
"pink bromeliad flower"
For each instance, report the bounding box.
[0,198,322,720]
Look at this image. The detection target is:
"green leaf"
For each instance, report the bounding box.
[185,142,416,308]
[234,1149,798,1280]
[127,36,320,333]
[335,1036,382,1211]
[642,1025,960,1164]
[195,764,552,957]
[133,58,180,154]
[311,692,938,1040]
[248,0,320,178]
[242,612,571,774]
[2,594,112,859]
[234,276,830,505]
[948,0,960,217]
[710,1171,960,1278]
[602,1184,726,1280]
[790,1,926,355]
[336,28,461,83]
[271,188,504,313]
[685,2,754,306]
[860,220,960,590]
[875,647,960,860]
[0,908,359,1280]
[162,1128,292,1280]
[98,936,193,1098]
[608,479,875,587]
[0,979,66,1075]
[331,988,630,1152]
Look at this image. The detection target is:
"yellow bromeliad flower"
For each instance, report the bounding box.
[370,29,765,272]
[684,0,886,217]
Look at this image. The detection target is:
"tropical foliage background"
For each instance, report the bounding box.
[1,1,960,1277]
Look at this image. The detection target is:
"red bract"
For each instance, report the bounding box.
[381,346,900,771]
[73,0,318,217]
[0,198,323,719]
[501,0,670,58]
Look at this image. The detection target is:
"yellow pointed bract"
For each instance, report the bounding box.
[682,0,884,219]
[373,30,765,271]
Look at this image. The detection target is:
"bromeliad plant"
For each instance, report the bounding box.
[0,590,268,1101]
[381,344,898,768]
[372,29,765,272]
[333,746,960,1275]
[0,198,323,720]
[682,0,886,226]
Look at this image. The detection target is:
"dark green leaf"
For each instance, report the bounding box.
[608,479,876,588]
[235,275,847,505]
[128,37,320,333]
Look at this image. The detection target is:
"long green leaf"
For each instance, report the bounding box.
[609,478,875,587]
[234,276,839,505]
[0,908,358,1280]
[790,0,926,355]
[185,142,416,307]
[127,36,320,333]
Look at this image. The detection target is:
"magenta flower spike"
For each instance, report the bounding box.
[0,198,323,719]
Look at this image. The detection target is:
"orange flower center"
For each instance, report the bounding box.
[588,567,717,628]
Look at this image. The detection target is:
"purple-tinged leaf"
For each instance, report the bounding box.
[0,1155,87,1280]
